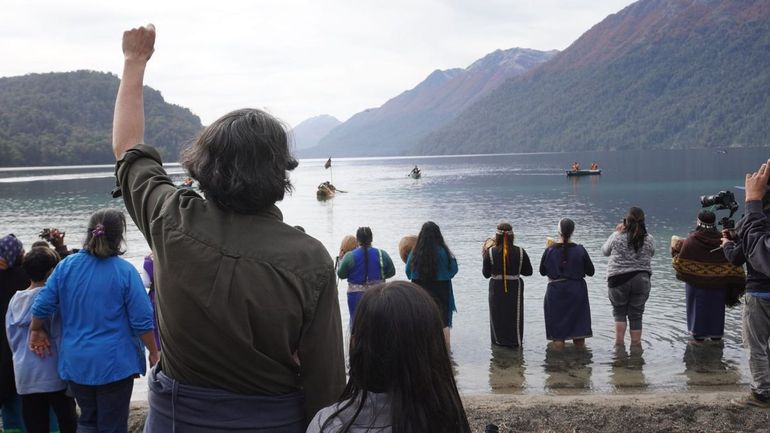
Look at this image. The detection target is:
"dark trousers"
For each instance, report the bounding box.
[21,389,78,433]
[68,377,134,433]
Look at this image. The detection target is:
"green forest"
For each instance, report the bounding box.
[417,2,770,155]
[0,70,202,166]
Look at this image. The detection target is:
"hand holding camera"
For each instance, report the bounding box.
[39,228,65,247]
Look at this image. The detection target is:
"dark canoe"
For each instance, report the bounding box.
[566,169,602,177]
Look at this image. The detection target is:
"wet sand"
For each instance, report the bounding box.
[127,390,770,432]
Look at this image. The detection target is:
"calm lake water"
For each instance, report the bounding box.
[1,147,768,399]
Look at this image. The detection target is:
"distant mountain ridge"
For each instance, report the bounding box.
[0,70,203,166]
[290,115,341,150]
[417,0,770,155]
[302,47,557,157]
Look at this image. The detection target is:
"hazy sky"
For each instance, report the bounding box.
[0,0,634,127]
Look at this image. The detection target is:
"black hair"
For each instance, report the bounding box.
[410,221,453,280]
[180,108,299,214]
[83,208,126,258]
[321,281,470,433]
[623,207,647,252]
[558,218,576,271]
[31,240,50,249]
[494,222,514,248]
[22,246,60,282]
[356,227,373,283]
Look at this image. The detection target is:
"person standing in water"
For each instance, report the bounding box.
[539,218,595,349]
[482,222,533,347]
[602,207,655,346]
[337,227,396,323]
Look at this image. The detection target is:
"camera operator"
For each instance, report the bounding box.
[721,158,770,408]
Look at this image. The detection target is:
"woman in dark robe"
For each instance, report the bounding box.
[539,218,595,349]
[671,210,745,341]
[482,223,533,347]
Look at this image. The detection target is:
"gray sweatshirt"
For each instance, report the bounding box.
[306,392,391,433]
[601,231,655,278]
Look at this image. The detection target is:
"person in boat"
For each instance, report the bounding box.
[405,221,458,348]
[410,165,421,176]
[306,281,471,433]
[337,227,396,323]
[575,162,581,171]
[181,177,194,188]
[539,218,595,349]
[482,222,533,347]
[112,25,344,431]
[590,162,599,170]
[571,162,578,172]
[602,207,655,347]
[671,210,745,342]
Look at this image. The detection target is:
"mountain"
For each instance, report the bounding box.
[290,115,341,150]
[303,48,557,157]
[418,0,770,155]
[0,70,203,166]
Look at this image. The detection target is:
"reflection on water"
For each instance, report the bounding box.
[1,148,767,397]
[683,340,741,387]
[488,345,526,393]
[609,345,647,389]
[543,344,593,390]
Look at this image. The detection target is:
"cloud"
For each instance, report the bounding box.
[0,0,634,126]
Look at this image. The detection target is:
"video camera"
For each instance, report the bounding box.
[700,190,738,229]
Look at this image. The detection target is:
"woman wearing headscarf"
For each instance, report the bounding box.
[0,234,29,432]
[482,223,533,347]
[540,219,595,349]
[671,210,745,341]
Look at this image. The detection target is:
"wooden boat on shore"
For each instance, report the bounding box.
[566,169,601,177]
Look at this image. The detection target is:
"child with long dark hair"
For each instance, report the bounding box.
[306,281,471,433]
[540,219,595,349]
[405,221,458,346]
[602,207,655,346]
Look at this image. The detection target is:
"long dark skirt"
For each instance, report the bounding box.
[489,279,524,347]
[413,279,451,327]
[544,279,592,341]
[686,283,727,338]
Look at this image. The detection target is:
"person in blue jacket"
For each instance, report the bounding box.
[29,208,159,433]
[406,221,458,347]
[337,227,396,323]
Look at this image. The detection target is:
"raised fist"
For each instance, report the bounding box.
[122,24,156,62]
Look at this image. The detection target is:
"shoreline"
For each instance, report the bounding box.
[127,389,770,432]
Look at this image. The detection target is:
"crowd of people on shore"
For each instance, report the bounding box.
[1,23,769,433]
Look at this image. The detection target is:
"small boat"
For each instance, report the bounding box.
[409,166,422,179]
[317,182,337,200]
[566,169,601,177]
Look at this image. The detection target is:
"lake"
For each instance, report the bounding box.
[1,147,767,399]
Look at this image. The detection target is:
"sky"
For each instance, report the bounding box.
[0,0,634,127]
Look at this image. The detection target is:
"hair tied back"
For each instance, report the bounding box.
[92,224,106,238]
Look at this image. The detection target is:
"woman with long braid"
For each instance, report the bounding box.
[540,218,595,349]
[337,227,396,323]
[482,222,533,347]
[602,207,656,346]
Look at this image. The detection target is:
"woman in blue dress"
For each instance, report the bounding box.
[539,218,595,349]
